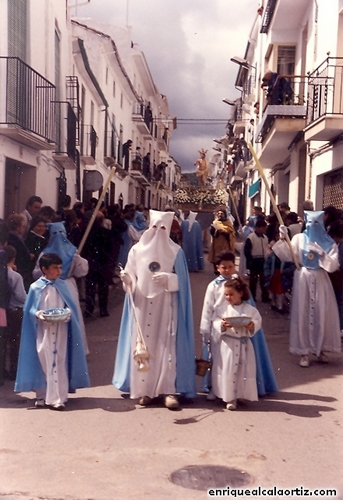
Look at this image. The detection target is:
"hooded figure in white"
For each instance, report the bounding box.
[273,211,341,366]
[112,210,196,404]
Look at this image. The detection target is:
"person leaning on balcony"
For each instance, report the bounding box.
[122,140,133,170]
[261,70,293,105]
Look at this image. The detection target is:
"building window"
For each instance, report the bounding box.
[8,0,27,60]
[105,67,108,85]
[277,45,296,75]
[90,101,94,127]
[113,81,116,97]
[120,93,124,109]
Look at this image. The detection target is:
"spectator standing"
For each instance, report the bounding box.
[81,212,113,318]
[285,211,302,239]
[0,221,9,386]
[3,246,26,380]
[244,218,270,302]
[24,216,47,267]
[327,220,343,336]
[21,196,43,237]
[7,214,35,291]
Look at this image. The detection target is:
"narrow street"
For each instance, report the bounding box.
[0,259,342,500]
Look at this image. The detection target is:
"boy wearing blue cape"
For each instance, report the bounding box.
[15,253,90,410]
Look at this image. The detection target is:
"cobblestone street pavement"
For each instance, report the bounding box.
[1,261,342,499]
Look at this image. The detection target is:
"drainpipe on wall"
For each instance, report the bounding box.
[313,0,318,63]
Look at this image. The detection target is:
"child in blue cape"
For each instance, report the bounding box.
[15,253,90,410]
[200,251,278,398]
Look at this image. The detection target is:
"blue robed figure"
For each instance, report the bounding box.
[113,210,196,409]
[180,210,204,272]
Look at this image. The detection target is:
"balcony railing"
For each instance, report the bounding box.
[104,127,117,167]
[256,75,307,143]
[81,124,97,164]
[132,102,153,136]
[306,57,343,126]
[0,56,56,147]
[53,102,77,167]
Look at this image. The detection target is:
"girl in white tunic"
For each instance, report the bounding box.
[212,276,261,410]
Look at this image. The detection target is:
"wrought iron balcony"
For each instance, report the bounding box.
[132,102,153,138]
[80,124,97,165]
[130,154,151,187]
[255,75,307,143]
[53,102,77,169]
[104,128,117,167]
[305,57,343,141]
[0,57,56,149]
[255,75,307,166]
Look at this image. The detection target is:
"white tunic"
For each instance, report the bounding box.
[36,286,69,406]
[211,302,261,403]
[273,234,341,356]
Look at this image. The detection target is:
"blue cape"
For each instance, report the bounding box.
[112,249,196,398]
[15,277,90,393]
[302,211,335,270]
[43,222,77,279]
[201,275,278,396]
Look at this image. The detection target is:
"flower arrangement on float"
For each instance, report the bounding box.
[173,188,228,210]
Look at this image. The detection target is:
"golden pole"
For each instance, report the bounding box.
[77,166,116,255]
[227,185,242,227]
[247,142,300,269]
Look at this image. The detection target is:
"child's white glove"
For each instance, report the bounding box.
[152,272,169,286]
[279,224,288,239]
[307,241,324,256]
[120,270,132,286]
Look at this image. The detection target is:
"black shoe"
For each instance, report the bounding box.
[262,298,271,303]
[100,311,110,317]
[271,305,278,311]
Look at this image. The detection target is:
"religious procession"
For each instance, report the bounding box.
[1,143,342,416]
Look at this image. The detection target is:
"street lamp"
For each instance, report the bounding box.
[230,56,255,69]
[222,98,236,106]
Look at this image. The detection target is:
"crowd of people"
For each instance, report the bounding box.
[0,194,342,412]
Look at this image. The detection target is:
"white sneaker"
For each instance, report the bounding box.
[34,398,45,408]
[206,390,216,401]
[299,355,310,368]
[164,395,180,410]
[226,400,237,411]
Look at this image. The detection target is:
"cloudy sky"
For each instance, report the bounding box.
[73,0,259,172]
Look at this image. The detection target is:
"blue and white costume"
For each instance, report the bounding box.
[14,277,90,404]
[181,211,204,272]
[200,274,278,395]
[113,210,196,399]
[273,211,341,357]
[33,222,89,354]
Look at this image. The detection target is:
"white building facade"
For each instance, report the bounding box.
[227,0,343,220]
[0,0,177,219]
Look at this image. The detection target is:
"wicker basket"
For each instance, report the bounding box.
[195,358,211,376]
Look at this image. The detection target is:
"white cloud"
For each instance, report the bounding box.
[73,0,259,171]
